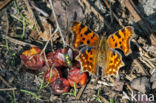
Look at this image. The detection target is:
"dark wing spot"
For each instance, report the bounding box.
[91,34,95,39]
[119,42,122,44]
[80,42,83,45]
[80,24,85,30]
[110,60,112,63]
[111,36,115,41]
[84,29,91,35]
[115,43,117,47]
[121,28,125,33]
[82,38,85,40]
[80,34,83,37]
[120,46,123,49]
[87,40,90,44]
[122,38,124,41]
[90,57,93,60]
[113,52,115,56]
[115,32,121,38]
[112,36,114,39]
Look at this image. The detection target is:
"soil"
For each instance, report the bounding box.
[0,0,156,103]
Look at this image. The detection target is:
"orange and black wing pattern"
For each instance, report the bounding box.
[71,21,99,49]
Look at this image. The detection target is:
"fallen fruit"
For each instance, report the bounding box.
[51,78,70,94]
[20,47,44,70]
[68,68,87,88]
[44,68,62,83]
[47,48,74,67]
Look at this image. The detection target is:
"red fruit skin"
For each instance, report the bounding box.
[54,49,67,67]
[20,47,44,70]
[51,78,70,94]
[47,48,69,67]
[68,68,87,88]
[44,68,62,83]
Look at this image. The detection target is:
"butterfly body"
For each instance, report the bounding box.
[71,21,134,77]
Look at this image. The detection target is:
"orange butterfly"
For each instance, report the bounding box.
[71,21,134,77]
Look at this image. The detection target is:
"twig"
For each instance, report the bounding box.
[40,27,57,55]
[133,59,149,75]
[0,75,11,88]
[141,56,155,69]
[131,39,150,58]
[123,0,156,45]
[97,80,113,86]
[0,88,16,91]
[2,34,36,47]
[23,0,40,33]
[81,0,111,30]
[99,96,109,103]
[76,86,85,99]
[139,56,155,71]
[30,1,49,18]
[125,75,133,81]
[103,0,124,27]
[49,0,66,47]
[0,0,12,10]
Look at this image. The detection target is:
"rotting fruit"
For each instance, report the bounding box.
[51,78,70,94]
[68,68,87,88]
[44,68,62,83]
[20,47,44,70]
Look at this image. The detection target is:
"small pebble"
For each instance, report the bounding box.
[130,77,151,93]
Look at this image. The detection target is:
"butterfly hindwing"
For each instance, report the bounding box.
[76,47,98,74]
[103,49,124,76]
[108,26,134,56]
[71,21,99,49]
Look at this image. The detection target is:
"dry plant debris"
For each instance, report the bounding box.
[0,0,156,103]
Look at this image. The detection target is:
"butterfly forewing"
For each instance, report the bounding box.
[71,21,99,49]
[108,26,134,56]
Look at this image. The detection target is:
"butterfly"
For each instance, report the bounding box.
[70,21,134,77]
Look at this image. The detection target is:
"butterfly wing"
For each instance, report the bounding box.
[71,21,99,49]
[103,49,124,77]
[76,47,98,75]
[107,26,134,56]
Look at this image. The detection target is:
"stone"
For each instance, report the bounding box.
[130,77,151,93]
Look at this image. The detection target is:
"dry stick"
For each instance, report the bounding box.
[98,80,113,86]
[0,88,16,91]
[41,26,54,69]
[132,39,150,58]
[30,1,49,18]
[2,34,36,47]
[103,0,124,27]
[40,27,58,55]
[133,59,149,75]
[0,75,11,88]
[123,0,156,45]
[99,96,109,103]
[49,0,66,47]
[81,0,111,30]
[142,56,155,69]
[76,86,85,99]
[30,1,55,25]
[125,75,133,81]
[23,0,40,33]
[139,56,155,70]
[0,0,12,10]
